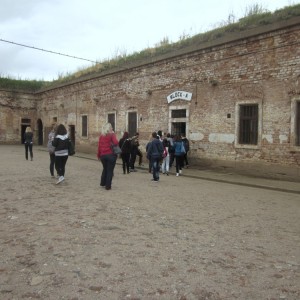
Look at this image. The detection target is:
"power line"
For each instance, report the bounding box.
[0,38,98,64]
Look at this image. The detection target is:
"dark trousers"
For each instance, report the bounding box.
[49,153,55,176]
[55,155,68,177]
[183,152,189,166]
[175,155,184,173]
[130,149,137,169]
[25,143,33,160]
[151,157,161,181]
[121,153,130,174]
[100,154,117,188]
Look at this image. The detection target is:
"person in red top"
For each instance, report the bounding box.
[97,122,119,190]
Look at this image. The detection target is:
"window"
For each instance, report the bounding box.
[21,118,31,124]
[82,115,87,137]
[239,104,258,145]
[171,109,186,118]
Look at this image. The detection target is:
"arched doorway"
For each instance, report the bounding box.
[37,119,43,145]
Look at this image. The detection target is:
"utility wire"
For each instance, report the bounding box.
[0,38,98,63]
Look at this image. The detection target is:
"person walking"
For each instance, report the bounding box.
[166,133,174,168]
[24,126,34,161]
[47,123,57,177]
[97,122,119,190]
[52,124,70,184]
[181,133,190,168]
[119,131,131,174]
[161,138,170,175]
[147,131,164,182]
[173,135,185,177]
[129,133,139,172]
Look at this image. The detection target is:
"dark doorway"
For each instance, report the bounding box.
[21,125,27,144]
[108,113,116,132]
[128,112,137,137]
[69,125,75,146]
[37,119,43,145]
[171,122,186,137]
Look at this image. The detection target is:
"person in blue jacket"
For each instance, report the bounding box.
[173,135,186,176]
[146,131,164,182]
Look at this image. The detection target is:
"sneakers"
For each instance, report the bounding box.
[179,170,182,174]
[176,173,179,176]
[56,176,64,184]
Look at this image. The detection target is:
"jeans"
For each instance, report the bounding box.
[55,155,68,177]
[49,153,55,176]
[151,157,161,181]
[175,155,184,174]
[100,154,117,188]
[161,155,170,173]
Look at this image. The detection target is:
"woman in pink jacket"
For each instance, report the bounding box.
[97,123,119,190]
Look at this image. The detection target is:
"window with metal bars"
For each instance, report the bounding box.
[239,104,258,145]
[296,102,300,146]
[82,115,87,137]
[171,109,186,118]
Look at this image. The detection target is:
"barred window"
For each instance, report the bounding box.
[82,115,87,137]
[239,104,258,145]
[171,109,186,118]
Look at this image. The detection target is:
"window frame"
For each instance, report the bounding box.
[290,97,300,151]
[235,100,262,149]
[81,115,88,138]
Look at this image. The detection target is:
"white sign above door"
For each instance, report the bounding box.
[167,91,192,103]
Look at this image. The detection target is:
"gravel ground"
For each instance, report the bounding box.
[0,145,299,300]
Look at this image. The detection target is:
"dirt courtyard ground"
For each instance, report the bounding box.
[0,145,299,300]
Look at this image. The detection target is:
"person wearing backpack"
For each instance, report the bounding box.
[173,135,185,176]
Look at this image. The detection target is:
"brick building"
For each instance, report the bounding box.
[1,17,300,167]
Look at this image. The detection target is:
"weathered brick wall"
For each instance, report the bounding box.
[1,18,300,167]
[0,90,37,143]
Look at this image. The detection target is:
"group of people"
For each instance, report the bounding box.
[146,130,190,181]
[26,122,189,189]
[97,123,190,189]
[23,123,72,185]
[118,131,143,174]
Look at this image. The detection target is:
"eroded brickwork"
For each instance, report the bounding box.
[1,18,300,166]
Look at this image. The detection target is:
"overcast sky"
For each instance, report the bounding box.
[0,0,298,81]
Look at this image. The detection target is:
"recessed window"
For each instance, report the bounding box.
[171,109,186,118]
[239,104,258,145]
[82,115,88,137]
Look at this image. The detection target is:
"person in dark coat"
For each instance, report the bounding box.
[24,126,33,161]
[119,131,131,174]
